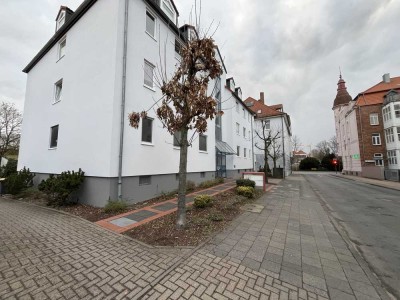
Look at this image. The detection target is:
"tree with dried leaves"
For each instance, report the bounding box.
[269,138,283,170]
[254,120,281,183]
[0,102,22,162]
[128,35,223,229]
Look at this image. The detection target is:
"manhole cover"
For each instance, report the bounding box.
[241,204,264,213]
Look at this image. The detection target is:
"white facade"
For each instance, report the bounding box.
[253,115,292,177]
[220,79,254,177]
[18,0,256,206]
[334,102,362,173]
[382,91,400,170]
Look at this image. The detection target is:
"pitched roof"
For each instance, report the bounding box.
[244,97,284,118]
[354,76,400,106]
[293,150,307,155]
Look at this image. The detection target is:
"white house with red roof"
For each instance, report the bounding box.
[244,93,292,177]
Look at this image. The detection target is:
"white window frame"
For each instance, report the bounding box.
[58,37,66,60]
[383,106,391,122]
[49,125,59,149]
[56,11,65,31]
[387,150,398,165]
[395,104,400,119]
[243,127,246,138]
[369,113,379,125]
[372,133,381,145]
[237,146,240,156]
[244,148,247,158]
[161,0,175,22]
[54,79,63,103]
[374,153,383,166]
[385,128,394,144]
[144,60,155,89]
[199,134,207,152]
[141,117,153,144]
[236,123,240,135]
[145,10,156,39]
[397,126,400,141]
[264,120,271,130]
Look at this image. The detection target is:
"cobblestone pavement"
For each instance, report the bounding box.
[0,175,389,299]
[0,199,187,300]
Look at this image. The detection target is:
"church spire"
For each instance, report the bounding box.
[333,72,352,108]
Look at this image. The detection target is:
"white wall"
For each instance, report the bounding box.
[253,115,291,176]
[382,101,400,170]
[221,84,254,171]
[18,0,121,176]
[334,103,362,172]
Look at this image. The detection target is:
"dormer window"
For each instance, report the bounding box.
[229,78,235,91]
[56,11,65,31]
[161,0,176,24]
[236,87,242,99]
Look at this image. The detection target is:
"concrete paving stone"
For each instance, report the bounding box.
[324,275,353,294]
[328,287,356,300]
[263,253,283,264]
[320,258,342,270]
[343,268,370,283]
[260,260,281,274]
[241,257,261,271]
[353,291,381,300]
[109,217,137,227]
[302,256,322,268]
[303,273,327,291]
[279,270,303,287]
[322,265,346,281]
[349,280,381,298]
[301,263,324,279]
[318,251,339,262]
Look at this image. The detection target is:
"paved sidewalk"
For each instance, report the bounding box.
[143,175,387,300]
[0,175,387,299]
[333,174,400,191]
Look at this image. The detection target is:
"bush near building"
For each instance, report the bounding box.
[299,157,320,170]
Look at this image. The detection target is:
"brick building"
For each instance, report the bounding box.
[333,73,400,180]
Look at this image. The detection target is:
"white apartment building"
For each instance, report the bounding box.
[382,90,400,180]
[18,0,255,206]
[244,93,292,178]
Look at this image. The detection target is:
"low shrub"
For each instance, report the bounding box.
[4,167,35,195]
[236,186,255,198]
[186,180,196,192]
[17,187,44,199]
[104,199,127,213]
[236,179,256,188]
[193,194,213,208]
[198,178,224,189]
[209,213,224,222]
[1,159,18,177]
[38,169,85,206]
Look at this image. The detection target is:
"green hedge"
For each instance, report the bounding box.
[236,179,255,188]
[193,194,213,208]
[236,186,255,198]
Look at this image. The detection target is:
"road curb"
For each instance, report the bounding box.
[305,179,394,300]
[330,174,400,192]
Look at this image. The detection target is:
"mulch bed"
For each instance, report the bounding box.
[124,189,263,247]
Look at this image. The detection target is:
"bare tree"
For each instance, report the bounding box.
[328,136,338,155]
[291,135,301,152]
[254,120,281,183]
[269,138,283,170]
[128,31,223,229]
[0,102,22,161]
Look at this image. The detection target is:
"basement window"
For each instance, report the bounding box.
[139,176,151,185]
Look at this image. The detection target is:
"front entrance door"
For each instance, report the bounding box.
[216,152,226,178]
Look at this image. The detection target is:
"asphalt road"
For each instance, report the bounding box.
[302,173,400,299]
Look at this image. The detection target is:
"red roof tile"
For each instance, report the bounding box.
[355,76,400,106]
[244,97,284,118]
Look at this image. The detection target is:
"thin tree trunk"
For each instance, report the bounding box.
[176,128,188,229]
[264,153,269,184]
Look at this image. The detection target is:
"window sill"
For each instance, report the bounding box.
[145,31,157,42]
[199,150,208,154]
[143,84,156,92]
[53,100,61,105]
[48,147,57,150]
[173,146,181,150]
[141,142,154,146]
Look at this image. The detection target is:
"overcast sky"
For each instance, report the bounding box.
[1,0,399,151]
